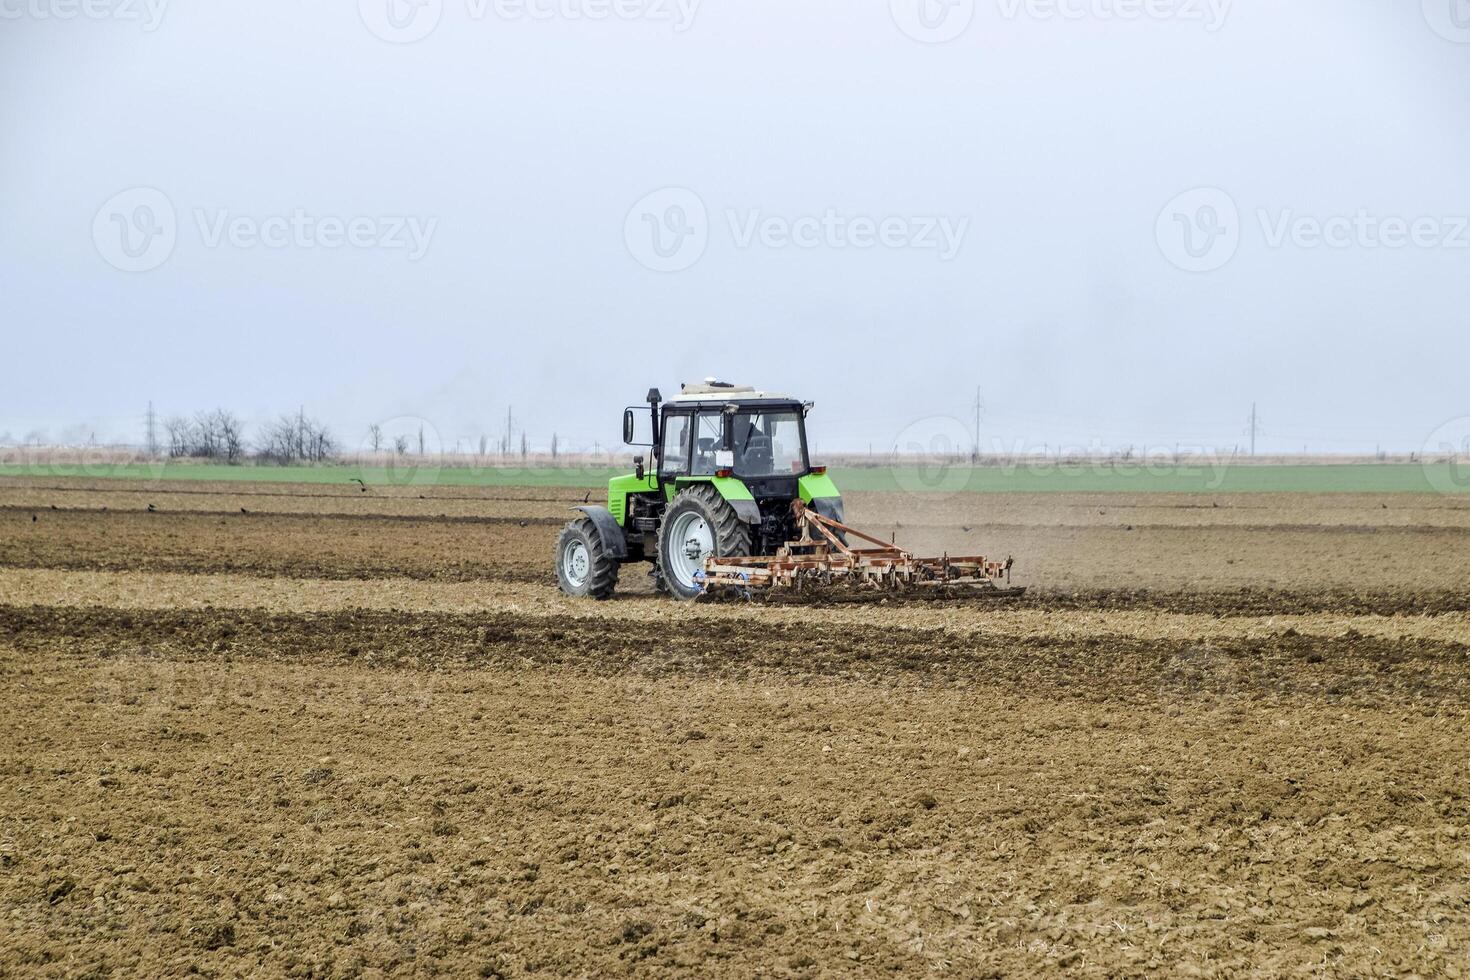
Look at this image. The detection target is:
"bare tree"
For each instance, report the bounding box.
[417,424,425,456]
[256,412,334,465]
[551,432,558,462]
[193,411,223,459]
[211,409,245,463]
[256,415,298,464]
[520,432,528,460]
[164,415,193,458]
[368,423,383,453]
[306,422,336,463]
[394,434,410,456]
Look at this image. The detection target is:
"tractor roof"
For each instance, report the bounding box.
[666,382,796,405]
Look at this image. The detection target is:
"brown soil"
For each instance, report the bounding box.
[0,508,553,584]
[2,478,1469,976]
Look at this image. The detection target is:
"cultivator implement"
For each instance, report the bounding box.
[697,501,1025,602]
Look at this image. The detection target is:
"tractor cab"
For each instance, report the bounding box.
[650,384,812,485]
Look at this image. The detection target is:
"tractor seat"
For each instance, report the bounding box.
[742,436,773,473]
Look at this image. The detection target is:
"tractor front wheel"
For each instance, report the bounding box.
[656,484,752,600]
[555,518,619,600]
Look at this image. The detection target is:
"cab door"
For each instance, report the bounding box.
[658,410,692,482]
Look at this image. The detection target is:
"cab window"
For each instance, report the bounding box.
[691,412,725,475]
[731,410,806,477]
[660,413,691,476]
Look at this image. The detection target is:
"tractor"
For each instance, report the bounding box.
[554,382,842,600]
[554,381,1020,602]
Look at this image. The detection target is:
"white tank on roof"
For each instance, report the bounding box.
[668,381,794,403]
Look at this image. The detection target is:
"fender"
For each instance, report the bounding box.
[808,496,844,526]
[678,476,763,525]
[572,506,629,560]
[728,498,762,525]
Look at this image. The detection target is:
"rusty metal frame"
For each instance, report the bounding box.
[699,501,1023,598]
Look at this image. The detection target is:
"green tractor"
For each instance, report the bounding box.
[555,382,844,601]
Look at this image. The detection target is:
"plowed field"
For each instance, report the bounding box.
[2,479,1467,976]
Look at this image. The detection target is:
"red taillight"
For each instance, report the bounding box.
[715,468,733,478]
[810,465,827,475]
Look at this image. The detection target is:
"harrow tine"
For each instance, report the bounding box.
[699,501,1025,602]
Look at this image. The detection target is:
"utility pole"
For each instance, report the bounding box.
[145,401,158,457]
[503,406,513,459]
[1249,402,1258,457]
[972,386,983,463]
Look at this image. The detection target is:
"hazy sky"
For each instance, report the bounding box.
[2,0,1468,456]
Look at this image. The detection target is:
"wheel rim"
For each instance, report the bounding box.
[562,538,591,588]
[665,510,714,590]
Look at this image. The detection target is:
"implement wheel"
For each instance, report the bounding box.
[555,517,619,600]
[657,484,752,601]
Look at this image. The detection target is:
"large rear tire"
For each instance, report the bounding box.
[656,484,752,601]
[555,518,619,600]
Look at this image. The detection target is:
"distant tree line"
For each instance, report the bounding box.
[162,409,335,465]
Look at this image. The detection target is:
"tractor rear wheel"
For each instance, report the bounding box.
[657,484,752,600]
[555,517,619,600]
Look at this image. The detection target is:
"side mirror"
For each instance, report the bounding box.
[622,409,635,445]
[634,455,645,480]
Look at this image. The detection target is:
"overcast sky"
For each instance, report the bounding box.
[2,0,1467,456]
